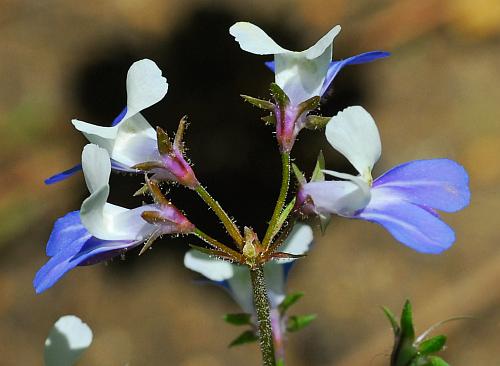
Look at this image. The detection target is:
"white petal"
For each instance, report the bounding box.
[112,113,158,166]
[229,22,287,55]
[303,25,341,60]
[44,315,93,366]
[81,144,111,194]
[124,59,168,120]
[325,106,381,178]
[183,250,234,281]
[80,145,154,240]
[275,50,332,104]
[263,263,286,309]
[302,178,371,216]
[73,113,158,168]
[72,120,118,157]
[278,223,314,263]
[227,266,254,314]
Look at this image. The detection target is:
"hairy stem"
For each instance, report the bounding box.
[251,264,276,366]
[195,185,243,248]
[193,228,243,261]
[262,152,290,249]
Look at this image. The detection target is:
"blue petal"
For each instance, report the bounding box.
[44,164,82,185]
[321,51,390,95]
[111,107,127,126]
[34,211,137,293]
[356,191,455,254]
[46,211,89,256]
[373,159,470,213]
[265,60,275,72]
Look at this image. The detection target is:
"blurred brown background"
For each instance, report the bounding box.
[1,0,499,364]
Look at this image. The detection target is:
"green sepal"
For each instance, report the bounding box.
[261,115,276,125]
[382,306,401,335]
[311,150,325,182]
[305,115,331,130]
[297,96,321,115]
[418,335,447,355]
[318,213,331,234]
[291,163,307,185]
[269,83,290,107]
[287,314,317,332]
[274,198,296,236]
[276,359,285,366]
[240,94,275,110]
[223,313,253,326]
[156,126,173,155]
[228,330,258,347]
[278,291,304,315]
[188,244,235,261]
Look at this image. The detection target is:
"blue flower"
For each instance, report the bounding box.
[34,144,194,293]
[299,106,470,254]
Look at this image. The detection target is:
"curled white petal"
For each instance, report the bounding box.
[80,144,155,240]
[124,59,169,120]
[229,22,287,55]
[303,25,341,59]
[227,266,254,314]
[81,144,111,194]
[325,106,381,179]
[44,315,93,366]
[264,263,286,308]
[183,250,235,282]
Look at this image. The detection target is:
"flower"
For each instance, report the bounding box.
[45,59,180,184]
[298,106,470,254]
[230,22,389,152]
[34,144,194,293]
[183,223,313,314]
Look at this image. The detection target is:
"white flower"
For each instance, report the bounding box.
[72,59,168,168]
[230,22,341,105]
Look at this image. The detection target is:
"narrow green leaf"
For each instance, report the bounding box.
[278,292,304,314]
[223,313,253,326]
[305,115,331,129]
[311,151,325,182]
[418,335,447,355]
[291,163,307,185]
[228,330,258,347]
[382,306,400,335]
[287,314,317,332]
[427,356,450,366]
[401,300,415,341]
[241,94,275,110]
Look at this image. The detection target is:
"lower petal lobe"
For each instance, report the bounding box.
[356,192,455,254]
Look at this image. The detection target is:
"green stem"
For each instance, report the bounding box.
[193,228,243,261]
[195,185,244,248]
[262,152,290,248]
[250,265,276,366]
